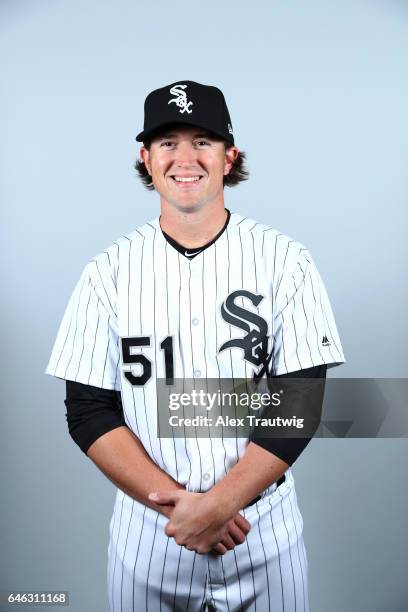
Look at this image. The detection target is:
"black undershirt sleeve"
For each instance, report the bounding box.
[65,363,326,460]
[64,381,126,455]
[249,364,327,465]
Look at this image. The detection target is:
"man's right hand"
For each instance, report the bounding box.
[158,498,251,555]
[86,427,251,554]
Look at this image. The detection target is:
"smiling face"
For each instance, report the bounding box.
[140,125,239,213]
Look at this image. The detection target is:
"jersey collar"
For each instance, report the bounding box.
[156,208,232,259]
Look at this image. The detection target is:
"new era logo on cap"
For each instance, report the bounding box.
[135,80,235,146]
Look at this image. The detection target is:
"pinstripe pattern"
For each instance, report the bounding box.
[46,211,345,611]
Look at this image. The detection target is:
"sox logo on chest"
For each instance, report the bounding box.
[121,289,272,386]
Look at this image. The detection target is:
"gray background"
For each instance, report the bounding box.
[1,0,407,610]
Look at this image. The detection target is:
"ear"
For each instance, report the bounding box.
[223,146,239,176]
[140,146,152,176]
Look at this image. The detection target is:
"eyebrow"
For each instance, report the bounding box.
[158,132,212,139]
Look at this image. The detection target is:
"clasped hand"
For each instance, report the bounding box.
[148,490,251,555]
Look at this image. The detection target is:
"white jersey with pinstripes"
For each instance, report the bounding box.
[46,211,345,490]
[45,211,345,611]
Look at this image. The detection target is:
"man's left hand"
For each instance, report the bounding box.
[148,489,239,554]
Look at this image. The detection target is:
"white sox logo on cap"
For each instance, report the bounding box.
[135,79,236,144]
[168,84,193,114]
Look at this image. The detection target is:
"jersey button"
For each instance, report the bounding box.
[192,318,199,326]
[194,369,201,377]
[203,473,211,481]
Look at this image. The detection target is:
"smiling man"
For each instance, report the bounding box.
[139,123,238,253]
[46,80,346,611]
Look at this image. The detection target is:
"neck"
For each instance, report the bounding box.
[159,201,228,249]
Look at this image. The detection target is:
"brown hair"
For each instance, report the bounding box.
[134,125,249,191]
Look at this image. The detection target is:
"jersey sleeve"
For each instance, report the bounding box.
[271,247,346,375]
[45,258,121,391]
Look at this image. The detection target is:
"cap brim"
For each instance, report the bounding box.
[135,120,233,144]
[135,118,195,142]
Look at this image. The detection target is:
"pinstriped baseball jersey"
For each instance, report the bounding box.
[45,211,345,492]
[45,210,345,611]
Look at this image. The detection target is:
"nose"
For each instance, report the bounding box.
[174,141,198,166]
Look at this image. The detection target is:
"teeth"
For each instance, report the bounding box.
[173,176,201,182]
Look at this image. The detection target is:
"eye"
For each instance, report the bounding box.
[195,140,210,146]
[160,141,175,147]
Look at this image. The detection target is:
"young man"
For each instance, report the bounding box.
[46,80,345,611]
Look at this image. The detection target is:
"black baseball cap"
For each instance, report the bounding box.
[135,80,235,145]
